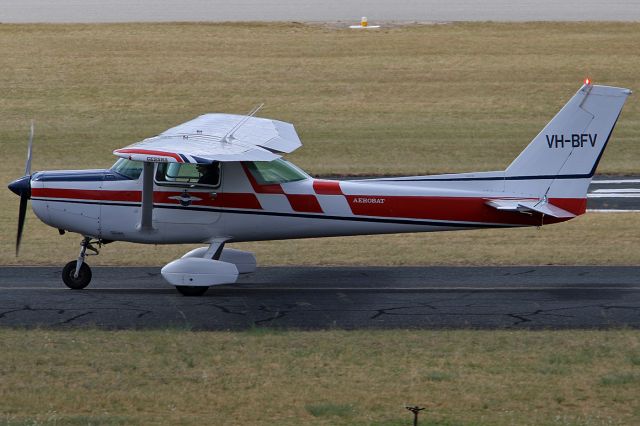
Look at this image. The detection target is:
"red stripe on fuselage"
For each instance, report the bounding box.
[31,188,141,202]
[31,188,262,210]
[32,188,585,225]
[346,195,585,225]
[548,198,587,216]
[285,194,323,213]
[216,193,262,210]
[115,149,184,163]
[153,192,262,210]
[313,180,343,195]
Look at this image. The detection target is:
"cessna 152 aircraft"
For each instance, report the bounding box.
[8,82,631,295]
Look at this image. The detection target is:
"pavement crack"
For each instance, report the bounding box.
[371,304,436,319]
[0,305,34,318]
[58,311,93,325]
[508,313,533,326]
[507,306,583,327]
[254,305,289,325]
[503,269,536,276]
[209,303,247,316]
[600,305,640,311]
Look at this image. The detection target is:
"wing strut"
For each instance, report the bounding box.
[220,103,264,144]
[139,162,155,232]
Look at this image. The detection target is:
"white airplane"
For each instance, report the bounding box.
[8,82,631,296]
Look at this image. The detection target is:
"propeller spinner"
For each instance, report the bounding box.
[7,120,35,256]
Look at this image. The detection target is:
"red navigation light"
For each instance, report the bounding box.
[584,78,591,85]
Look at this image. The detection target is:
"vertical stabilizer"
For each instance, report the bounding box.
[505,84,630,199]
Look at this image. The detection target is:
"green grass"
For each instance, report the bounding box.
[1,22,640,265]
[1,329,639,425]
[1,416,133,426]
[600,372,640,386]
[424,370,457,382]
[306,403,355,418]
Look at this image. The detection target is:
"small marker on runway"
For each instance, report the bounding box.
[350,17,380,29]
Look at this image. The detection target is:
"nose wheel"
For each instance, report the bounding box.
[62,261,92,289]
[61,237,101,290]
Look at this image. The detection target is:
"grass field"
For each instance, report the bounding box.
[1,329,639,425]
[1,22,640,265]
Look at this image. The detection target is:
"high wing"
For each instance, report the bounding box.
[113,113,302,164]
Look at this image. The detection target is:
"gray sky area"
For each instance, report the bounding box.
[2,0,639,23]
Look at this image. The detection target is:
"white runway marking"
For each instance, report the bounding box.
[587,209,640,213]
[593,179,640,184]
[587,194,640,198]
[593,189,640,193]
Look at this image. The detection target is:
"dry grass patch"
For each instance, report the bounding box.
[0,329,639,425]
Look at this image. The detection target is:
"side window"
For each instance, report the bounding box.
[155,162,221,188]
[244,159,308,184]
[110,158,143,180]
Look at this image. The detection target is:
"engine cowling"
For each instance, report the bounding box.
[161,258,239,286]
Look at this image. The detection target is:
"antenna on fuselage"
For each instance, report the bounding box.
[220,103,264,144]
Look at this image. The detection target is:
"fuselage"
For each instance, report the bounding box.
[29,159,583,245]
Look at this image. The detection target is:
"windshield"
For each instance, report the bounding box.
[244,159,308,184]
[111,158,143,179]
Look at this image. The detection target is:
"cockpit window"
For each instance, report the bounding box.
[111,158,143,179]
[155,162,221,188]
[244,159,308,184]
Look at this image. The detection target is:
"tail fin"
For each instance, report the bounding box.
[505,83,631,199]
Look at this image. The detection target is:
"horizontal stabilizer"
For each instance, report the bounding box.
[486,199,576,218]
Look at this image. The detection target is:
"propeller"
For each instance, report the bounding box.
[26,119,34,175]
[8,120,35,256]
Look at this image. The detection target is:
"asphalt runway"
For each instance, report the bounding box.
[2,266,640,330]
[4,0,640,23]
[587,177,640,211]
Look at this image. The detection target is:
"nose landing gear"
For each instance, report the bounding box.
[62,237,101,290]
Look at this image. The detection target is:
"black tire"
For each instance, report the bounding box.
[176,286,209,297]
[62,261,92,290]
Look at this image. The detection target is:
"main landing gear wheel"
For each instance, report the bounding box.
[176,286,209,297]
[62,261,92,290]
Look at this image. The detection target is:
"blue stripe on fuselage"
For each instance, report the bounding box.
[32,169,133,182]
